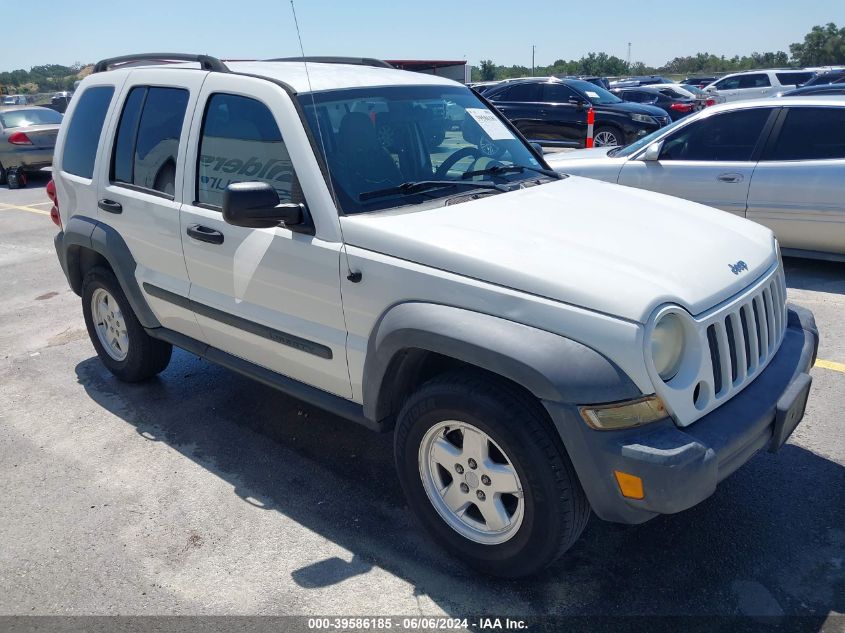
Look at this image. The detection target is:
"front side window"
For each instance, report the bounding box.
[298,85,544,214]
[767,107,845,161]
[659,108,771,161]
[111,86,189,196]
[739,74,771,89]
[197,93,298,207]
[715,76,741,90]
[543,83,578,103]
[62,86,114,179]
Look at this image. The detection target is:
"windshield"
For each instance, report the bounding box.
[0,108,63,128]
[609,116,688,158]
[298,85,545,214]
[567,80,623,105]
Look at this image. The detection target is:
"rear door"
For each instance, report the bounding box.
[747,106,845,256]
[488,83,550,143]
[179,73,351,397]
[97,69,207,340]
[618,107,777,216]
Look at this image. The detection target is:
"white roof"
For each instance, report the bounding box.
[130,60,462,93]
[704,95,845,113]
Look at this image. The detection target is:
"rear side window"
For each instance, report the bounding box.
[498,83,543,102]
[61,86,114,179]
[197,93,299,207]
[660,109,771,161]
[767,108,845,161]
[776,72,814,86]
[111,86,189,196]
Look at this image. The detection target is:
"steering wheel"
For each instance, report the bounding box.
[433,146,485,180]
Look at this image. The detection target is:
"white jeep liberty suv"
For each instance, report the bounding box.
[51,54,819,577]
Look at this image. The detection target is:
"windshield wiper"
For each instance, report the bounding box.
[359,180,508,202]
[460,163,563,180]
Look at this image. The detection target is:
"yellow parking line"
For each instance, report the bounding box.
[0,202,50,216]
[816,359,845,373]
[27,201,53,207]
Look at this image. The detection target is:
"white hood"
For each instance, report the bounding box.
[341,176,776,323]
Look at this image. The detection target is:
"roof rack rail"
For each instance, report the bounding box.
[269,56,394,69]
[93,53,229,74]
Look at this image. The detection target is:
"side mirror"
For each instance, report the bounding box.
[569,97,586,110]
[223,182,305,229]
[641,140,663,161]
[531,142,544,155]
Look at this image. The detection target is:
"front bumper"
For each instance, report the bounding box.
[545,304,819,524]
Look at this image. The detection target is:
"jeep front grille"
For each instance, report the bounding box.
[703,269,787,399]
[650,262,788,427]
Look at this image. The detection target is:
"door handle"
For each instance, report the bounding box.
[98,199,122,214]
[717,173,744,183]
[187,224,224,245]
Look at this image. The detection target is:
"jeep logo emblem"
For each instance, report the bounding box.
[729,260,749,275]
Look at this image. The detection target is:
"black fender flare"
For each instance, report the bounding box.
[54,215,161,329]
[362,302,641,422]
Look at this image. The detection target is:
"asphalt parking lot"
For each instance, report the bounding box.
[1,173,843,628]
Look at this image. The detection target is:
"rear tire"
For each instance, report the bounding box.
[0,162,6,186]
[394,370,590,577]
[82,267,172,382]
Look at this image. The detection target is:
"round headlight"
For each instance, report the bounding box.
[650,313,685,381]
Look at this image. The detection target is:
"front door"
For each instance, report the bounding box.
[179,73,351,398]
[619,107,776,216]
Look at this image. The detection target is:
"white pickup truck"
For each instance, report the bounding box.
[51,54,818,577]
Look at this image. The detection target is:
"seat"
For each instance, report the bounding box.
[335,112,403,195]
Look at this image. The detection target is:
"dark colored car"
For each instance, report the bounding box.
[610,75,676,88]
[556,75,610,89]
[682,76,718,89]
[484,78,670,148]
[802,69,845,86]
[779,84,845,97]
[611,86,700,121]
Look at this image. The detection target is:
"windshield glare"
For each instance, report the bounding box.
[567,80,623,105]
[0,108,63,128]
[298,85,543,214]
[610,116,688,158]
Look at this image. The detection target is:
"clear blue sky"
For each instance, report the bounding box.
[2,0,843,72]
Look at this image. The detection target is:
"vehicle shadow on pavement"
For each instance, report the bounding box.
[784,257,845,295]
[74,352,844,626]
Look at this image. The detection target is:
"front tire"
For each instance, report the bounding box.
[592,126,623,147]
[82,267,172,382]
[394,371,590,577]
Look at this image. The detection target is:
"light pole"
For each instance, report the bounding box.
[627,42,632,69]
[532,45,535,76]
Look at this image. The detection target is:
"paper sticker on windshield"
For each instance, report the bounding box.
[466,108,514,140]
[585,91,600,99]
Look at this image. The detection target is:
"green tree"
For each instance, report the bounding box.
[790,23,845,66]
[479,59,496,81]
